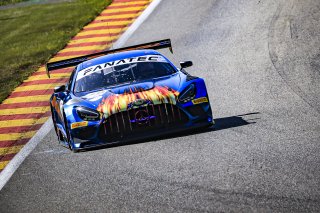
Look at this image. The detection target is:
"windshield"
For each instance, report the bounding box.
[74,56,176,93]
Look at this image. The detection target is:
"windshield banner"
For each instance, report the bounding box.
[76,55,168,81]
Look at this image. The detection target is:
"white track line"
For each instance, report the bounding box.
[0,0,162,191]
[0,118,53,190]
[112,0,162,49]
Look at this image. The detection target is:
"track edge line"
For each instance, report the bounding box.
[0,118,52,191]
[112,0,162,49]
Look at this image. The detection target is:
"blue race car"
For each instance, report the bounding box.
[47,39,213,152]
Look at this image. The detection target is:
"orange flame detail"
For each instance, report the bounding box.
[52,96,64,121]
[97,86,179,118]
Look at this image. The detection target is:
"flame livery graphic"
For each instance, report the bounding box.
[97,86,180,118]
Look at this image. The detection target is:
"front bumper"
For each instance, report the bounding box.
[71,102,213,150]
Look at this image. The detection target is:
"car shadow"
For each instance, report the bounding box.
[84,112,260,152]
[213,112,260,131]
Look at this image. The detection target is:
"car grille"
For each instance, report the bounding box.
[99,104,188,141]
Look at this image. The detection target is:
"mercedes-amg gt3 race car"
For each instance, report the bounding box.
[47,39,213,152]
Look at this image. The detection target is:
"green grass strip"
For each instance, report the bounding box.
[0,0,112,103]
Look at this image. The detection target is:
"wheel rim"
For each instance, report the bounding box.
[63,111,74,151]
[50,106,59,138]
[66,129,74,151]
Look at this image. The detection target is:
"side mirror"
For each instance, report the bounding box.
[54,85,66,93]
[180,61,193,69]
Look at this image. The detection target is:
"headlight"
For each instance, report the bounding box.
[179,84,196,103]
[76,107,100,121]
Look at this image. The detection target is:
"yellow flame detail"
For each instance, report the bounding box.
[97,86,179,118]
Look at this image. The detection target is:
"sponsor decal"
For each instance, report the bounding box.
[130,110,156,125]
[71,121,88,129]
[76,55,167,81]
[192,97,208,105]
[97,86,179,118]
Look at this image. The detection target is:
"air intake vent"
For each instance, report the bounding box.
[99,104,188,141]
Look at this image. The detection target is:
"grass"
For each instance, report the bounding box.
[0,0,112,103]
[0,0,27,6]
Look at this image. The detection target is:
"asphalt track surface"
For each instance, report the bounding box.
[1,0,320,212]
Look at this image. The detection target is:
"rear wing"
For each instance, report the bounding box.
[45,38,173,78]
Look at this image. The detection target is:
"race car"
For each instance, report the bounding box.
[47,39,213,152]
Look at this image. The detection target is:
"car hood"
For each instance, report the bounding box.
[79,73,181,118]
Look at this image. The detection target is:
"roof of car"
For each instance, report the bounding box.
[79,49,163,70]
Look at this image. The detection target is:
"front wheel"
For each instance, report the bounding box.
[65,125,78,153]
[50,105,59,138]
[63,112,78,153]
